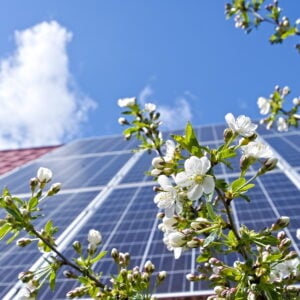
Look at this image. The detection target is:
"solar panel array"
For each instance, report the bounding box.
[0,124,299,299]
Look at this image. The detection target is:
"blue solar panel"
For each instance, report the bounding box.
[0,125,299,299]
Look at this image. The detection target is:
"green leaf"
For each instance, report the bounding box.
[6,230,19,244]
[196,252,210,263]
[206,202,217,220]
[28,196,38,210]
[0,223,11,240]
[45,220,53,233]
[239,194,251,202]
[217,147,236,160]
[90,250,107,264]
[185,122,203,156]
[203,230,218,247]
[282,27,297,40]
[49,271,56,291]
[238,183,255,193]
[231,177,246,192]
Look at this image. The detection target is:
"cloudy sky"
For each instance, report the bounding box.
[0,1,299,149]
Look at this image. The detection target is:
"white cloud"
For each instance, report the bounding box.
[0,21,96,150]
[139,84,153,105]
[159,98,192,130]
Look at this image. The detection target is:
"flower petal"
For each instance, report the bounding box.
[199,156,211,174]
[175,171,191,187]
[158,175,172,189]
[174,247,182,259]
[203,176,215,194]
[187,184,203,201]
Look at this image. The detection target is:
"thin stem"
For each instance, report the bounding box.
[215,188,249,260]
[30,227,106,289]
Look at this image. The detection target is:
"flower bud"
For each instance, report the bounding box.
[118,117,129,125]
[271,216,290,231]
[47,182,61,196]
[111,248,119,261]
[152,157,164,169]
[120,268,127,278]
[72,241,82,253]
[279,237,291,249]
[186,273,198,281]
[18,271,34,283]
[223,128,234,143]
[157,271,167,282]
[282,86,290,96]
[150,169,162,176]
[144,260,155,273]
[187,238,202,248]
[214,285,224,295]
[258,158,278,175]
[284,251,298,260]
[141,272,150,282]
[16,238,32,247]
[277,231,286,240]
[30,177,38,192]
[37,167,52,184]
[293,97,300,106]
[63,270,77,279]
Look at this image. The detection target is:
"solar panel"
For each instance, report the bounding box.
[0,124,299,299]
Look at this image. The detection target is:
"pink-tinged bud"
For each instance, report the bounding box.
[284,251,298,260]
[279,237,291,249]
[214,285,224,295]
[277,231,286,240]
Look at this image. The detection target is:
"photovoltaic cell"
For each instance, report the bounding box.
[0,124,299,299]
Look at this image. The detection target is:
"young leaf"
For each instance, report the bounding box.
[0,223,11,240]
[90,250,107,264]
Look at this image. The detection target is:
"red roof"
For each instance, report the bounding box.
[0,146,60,176]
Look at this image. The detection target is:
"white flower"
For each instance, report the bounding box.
[164,140,176,162]
[163,230,185,259]
[175,156,214,201]
[37,167,52,183]
[296,19,300,25]
[282,86,290,96]
[87,229,102,248]
[118,117,128,125]
[296,229,300,240]
[158,217,177,233]
[144,102,156,112]
[117,97,136,108]
[154,175,182,217]
[277,117,288,132]
[293,97,300,106]
[270,258,300,282]
[225,113,257,137]
[257,97,271,115]
[241,141,273,159]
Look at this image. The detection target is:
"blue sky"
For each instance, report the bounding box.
[0,1,299,149]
